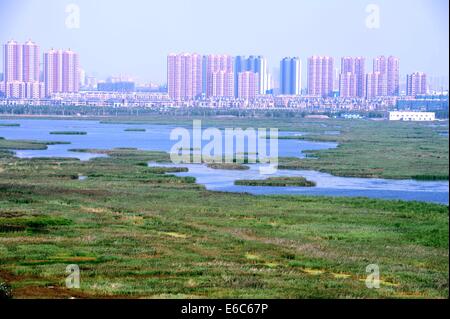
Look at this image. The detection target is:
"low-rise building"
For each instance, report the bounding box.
[389,111,435,121]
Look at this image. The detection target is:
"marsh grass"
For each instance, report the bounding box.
[276,121,449,180]
[124,128,146,132]
[207,163,250,170]
[0,119,448,299]
[0,138,70,150]
[0,216,72,233]
[235,177,316,187]
[49,131,87,135]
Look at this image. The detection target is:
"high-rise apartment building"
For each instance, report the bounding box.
[406,72,427,96]
[365,72,387,98]
[62,50,80,93]
[44,49,62,96]
[22,40,40,82]
[307,56,333,97]
[234,56,245,94]
[387,56,400,96]
[333,67,340,92]
[167,53,203,100]
[206,55,234,98]
[373,56,399,96]
[3,40,23,83]
[339,56,365,97]
[280,57,301,95]
[202,55,207,95]
[3,40,23,98]
[2,40,43,98]
[257,57,270,95]
[44,49,80,97]
[238,71,259,100]
[235,56,270,95]
[339,72,357,98]
[22,40,42,99]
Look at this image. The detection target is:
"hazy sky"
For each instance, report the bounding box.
[1,0,449,86]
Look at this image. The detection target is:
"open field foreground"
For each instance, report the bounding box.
[0,136,448,298]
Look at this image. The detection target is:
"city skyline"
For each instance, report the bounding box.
[2,39,447,92]
[0,0,448,88]
[0,40,438,100]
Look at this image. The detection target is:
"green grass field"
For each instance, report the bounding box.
[0,117,448,299]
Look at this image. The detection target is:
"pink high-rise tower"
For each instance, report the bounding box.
[339,72,357,98]
[3,40,24,98]
[238,71,259,100]
[167,53,203,100]
[206,55,234,98]
[373,56,399,96]
[44,49,80,97]
[406,72,427,96]
[62,50,80,93]
[22,40,40,82]
[2,40,43,98]
[365,72,387,98]
[44,49,63,97]
[387,56,400,96]
[23,40,42,99]
[3,40,23,83]
[340,57,365,97]
[307,56,334,97]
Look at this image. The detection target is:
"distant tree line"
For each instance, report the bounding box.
[1,105,445,119]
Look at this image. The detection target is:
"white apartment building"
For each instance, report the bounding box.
[389,111,436,122]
